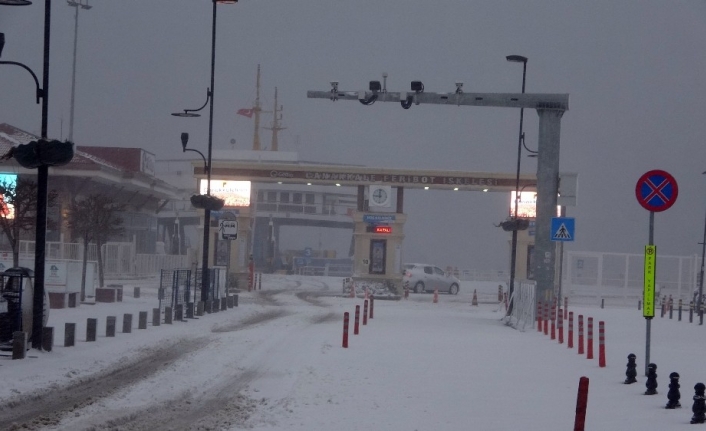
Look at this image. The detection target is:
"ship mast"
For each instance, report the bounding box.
[265,87,286,151]
[252,64,263,151]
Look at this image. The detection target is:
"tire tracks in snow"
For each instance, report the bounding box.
[0,337,209,430]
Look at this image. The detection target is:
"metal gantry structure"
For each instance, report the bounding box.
[308,78,569,304]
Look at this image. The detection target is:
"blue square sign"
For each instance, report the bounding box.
[551,217,575,242]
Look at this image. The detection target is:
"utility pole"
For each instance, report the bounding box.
[265,87,286,151]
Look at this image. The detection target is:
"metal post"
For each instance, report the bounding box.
[698,194,706,324]
[645,211,654,375]
[201,0,217,302]
[508,59,526,315]
[32,0,52,350]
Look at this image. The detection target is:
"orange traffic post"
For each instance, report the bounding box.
[578,315,584,355]
[598,321,606,367]
[587,317,594,360]
[568,311,574,349]
[342,312,349,348]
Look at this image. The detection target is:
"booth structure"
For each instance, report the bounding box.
[351,211,407,291]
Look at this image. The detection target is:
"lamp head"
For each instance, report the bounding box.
[0,0,33,5]
[369,81,381,92]
[506,55,528,64]
[180,132,189,151]
[171,111,200,118]
[410,81,424,93]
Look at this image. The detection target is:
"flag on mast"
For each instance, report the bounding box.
[237,108,254,118]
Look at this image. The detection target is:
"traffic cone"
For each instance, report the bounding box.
[472,289,478,306]
[433,289,439,303]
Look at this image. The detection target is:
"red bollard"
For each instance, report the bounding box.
[551,305,556,340]
[537,302,543,332]
[369,297,374,319]
[342,312,349,348]
[543,302,549,335]
[574,377,590,431]
[558,308,564,344]
[354,305,360,335]
[598,321,606,367]
[564,297,568,320]
[578,315,584,355]
[568,311,574,349]
[587,317,594,360]
[363,300,368,325]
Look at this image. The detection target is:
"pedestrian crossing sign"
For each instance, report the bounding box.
[551,217,575,242]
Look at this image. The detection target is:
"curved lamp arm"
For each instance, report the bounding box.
[172,88,211,117]
[0,60,43,104]
[183,147,207,170]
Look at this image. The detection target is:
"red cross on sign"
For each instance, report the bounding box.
[635,170,678,212]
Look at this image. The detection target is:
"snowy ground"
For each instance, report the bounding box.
[0,275,702,430]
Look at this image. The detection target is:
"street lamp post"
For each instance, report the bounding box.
[67,0,92,142]
[1,0,52,349]
[172,0,234,303]
[698,170,706,324]
[506,54,528,315]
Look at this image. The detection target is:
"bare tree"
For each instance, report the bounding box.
[68,194,124,299]
[0,178,57,267]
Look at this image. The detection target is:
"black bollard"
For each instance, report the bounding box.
[690,301,694,323]
[624,353,638,384]
[666,372,681,409]
[645,363,658,395]
[679,300,683,321]
[691,383,706,424]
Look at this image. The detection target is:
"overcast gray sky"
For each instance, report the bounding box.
[2,1,706,270]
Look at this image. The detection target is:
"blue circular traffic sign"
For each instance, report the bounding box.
[635,169,678,212]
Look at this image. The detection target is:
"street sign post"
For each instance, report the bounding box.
[635,169,678,376]
[218,219,238,240]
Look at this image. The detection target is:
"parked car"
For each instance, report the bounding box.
[403,263,460,295]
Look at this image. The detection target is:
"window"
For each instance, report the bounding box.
[280,192,290,203]
[305,193,315,204]
[424,266,433,275]
[293,193,302,204]
[257,191,264,202]
[267,192,277,203]
[434,267,445,276]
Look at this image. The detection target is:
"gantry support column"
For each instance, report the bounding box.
[533,109,564,304]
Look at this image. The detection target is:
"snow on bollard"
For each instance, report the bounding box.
[573,376,590,431]
[598,321,606,367]
[587,317,594,360]
[578,315,584,355]
[568,311,574,349]
[342,312,349,348]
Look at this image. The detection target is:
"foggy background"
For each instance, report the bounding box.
[1,1,706,270]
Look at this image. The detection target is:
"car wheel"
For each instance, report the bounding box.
[414,282,425,294]
[449,284,459,295]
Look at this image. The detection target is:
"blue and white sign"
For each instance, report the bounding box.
[551,217,575,242]
[363,214,396,224]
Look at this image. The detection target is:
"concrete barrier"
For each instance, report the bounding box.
[227,296,233,308]
[106,316,116,337]
[87,318,97,341]
[64,322,76,347]
[197,301,204,316]
[12,331,26,360]
[186,302,194,318]
[221,298,227,311]
[122,314,132,333]
[165,307,173,324]
[138,311,147,329]
[152,308,160,327]
[42,327,53,352]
